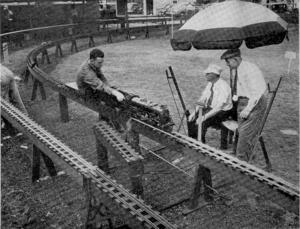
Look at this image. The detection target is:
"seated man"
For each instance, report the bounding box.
[76,49,124,173]
[76,48,124,102]
[188,64,232,149]
[1,64,28,115]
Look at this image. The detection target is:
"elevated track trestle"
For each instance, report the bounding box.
[1,99,178,229]
[131,118,299,215]
[5,18,297,221]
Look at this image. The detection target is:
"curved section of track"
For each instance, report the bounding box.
[10,21,300,216]
[26,31,174,130]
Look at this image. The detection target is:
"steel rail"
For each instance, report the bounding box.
[89,168,177,229]
[131,118,299,215]
[15,16,298,217]
[19,19,174,132]
[1,99,178,229]
[25,37,173,130]
[94,121,144,162]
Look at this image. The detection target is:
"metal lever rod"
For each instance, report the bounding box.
[168,66,187,112]
[166,69,187,135]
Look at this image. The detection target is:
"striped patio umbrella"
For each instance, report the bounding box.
[170,1,288,50]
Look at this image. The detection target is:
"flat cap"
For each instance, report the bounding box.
[220,49,241,59]
[204,64,223,75]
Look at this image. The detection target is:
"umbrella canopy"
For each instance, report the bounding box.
[171,1,288,50]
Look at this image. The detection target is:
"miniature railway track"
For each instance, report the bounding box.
[94,121,144,163]
[1,99,178,229]
[131,118,300,215]
[2,19,298,223]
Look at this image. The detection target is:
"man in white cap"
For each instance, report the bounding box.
[221,49,267,161]
[189,64,232,149]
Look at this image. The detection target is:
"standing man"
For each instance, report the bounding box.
[189,64,232,149]
[76,48,124,102]
[221,49,267,161]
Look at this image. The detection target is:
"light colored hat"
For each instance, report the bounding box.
[204,64,223,75]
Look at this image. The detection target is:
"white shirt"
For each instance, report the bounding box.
[236,60,267,112]
[199,78,232,111]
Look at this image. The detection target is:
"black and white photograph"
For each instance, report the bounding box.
[0,0,299,228]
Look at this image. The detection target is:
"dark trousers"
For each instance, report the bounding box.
[202,108,231,149]
[188,108,232,149]
[236,95,267,161]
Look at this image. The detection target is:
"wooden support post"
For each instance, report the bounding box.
[2,117,17,136]
[34,57,39,67]
[129,159,144,199]
[32,144,41,183]
[41,151,57,177]
[55,43,63,57]
[145,27,149,38]
[31,78,46,101]
[32,144,57,183]
[259,136,272,172]
[183,102,213,215]
[166,24,169,35]
[59,94,70,123]
[24,68,32,84]
[89,36,95,47]
[95,131,110,174]
[187,164,213,210]
[228,130,234,144]
[120,19,125,29]
[107,31,112,43]
[126,129,144,198]
[41,49,50,64]
[126,29,130,40]
[83,178,114,229]
[233,130,239,156]
[71,39,78,52]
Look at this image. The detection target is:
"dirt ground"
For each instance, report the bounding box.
[1,25,299,229]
